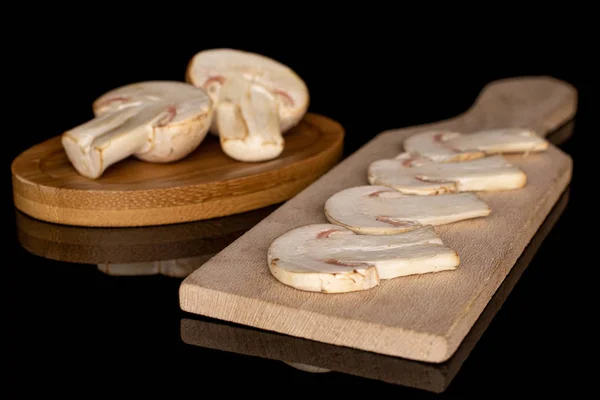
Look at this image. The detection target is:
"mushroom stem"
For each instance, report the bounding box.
[61,104,172,179]
[216,78,284,162]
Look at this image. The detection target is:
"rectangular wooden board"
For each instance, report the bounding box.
[179,127,573,363]
[180,187,570,393]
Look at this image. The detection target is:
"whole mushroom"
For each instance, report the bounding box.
[62,81,213,179]
[186,48,309,162]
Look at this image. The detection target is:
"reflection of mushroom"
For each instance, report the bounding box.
[368,153,527,195]
[325,186,490,235]
[267,224,459,293]
[62,81,213,179]
[403,128,549,163]
[186,48,309,162]
[97,255,213,278]
[283,362,331,373]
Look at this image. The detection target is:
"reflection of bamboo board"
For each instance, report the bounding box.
[179,76,576,363]
[11,113,343,227]
[15,204,277,264]
[180,188,570,393]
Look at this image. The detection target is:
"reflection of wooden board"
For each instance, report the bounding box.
[15,204,278,264]
[11,113,343,227]
[180,188,570,393]
[179,76,576,363]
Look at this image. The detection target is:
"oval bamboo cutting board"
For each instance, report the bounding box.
[178,76,577,364]
[11,113,344,227]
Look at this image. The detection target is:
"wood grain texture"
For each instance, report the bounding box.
[15,204,278,264]
[11,113,343,227]
[179,76,576,363]
[180,188,570,393]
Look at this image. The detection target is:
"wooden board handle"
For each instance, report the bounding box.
[463,76,577,136]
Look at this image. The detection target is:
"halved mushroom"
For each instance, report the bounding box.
[368,153,527,195]
[268,224,459,293]
[62,81,213,179]
[186,48,309,162]
[403,128,549,163]
[215,76,284,161]
[324,186,490,235]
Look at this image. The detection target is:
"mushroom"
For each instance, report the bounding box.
[267,224,459,293]
[368,153,527,195]
[324,186,490,235]
[186,48,309,162]
[62,81,213,179]
[402,128,549,163]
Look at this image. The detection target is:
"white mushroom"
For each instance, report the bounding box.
[403,128,549,163]
[368,153,527,195]
[215,77,283,161]
[62,81,213,179]
[186,48,309,162]
[324,186,490,235]
[267,224,459,293]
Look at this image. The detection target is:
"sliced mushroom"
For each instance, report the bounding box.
[403,128,549,162]
[368,153,527,195]
[186,48,309,162]
[268,224,459,293]
[62,81,213,179]
[324,186,490,235]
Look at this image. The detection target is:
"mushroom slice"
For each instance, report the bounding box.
[324,186,490,235]
[186,48,309,161]
[403,128,549,162]
[368,153,527,195]
[268,224,459,293]
[61,81,213,179]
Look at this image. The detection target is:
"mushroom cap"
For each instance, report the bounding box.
[92,81,213,163]
[368,153,527,195]
[268,223,460,293]
[324,186,491,235]
[403,128,549,162]
[186,48,309,135]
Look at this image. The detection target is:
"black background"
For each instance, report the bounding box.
[6,19,595,397]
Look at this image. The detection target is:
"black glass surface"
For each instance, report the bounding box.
[7,33,592,396]
[7,119,583,396]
